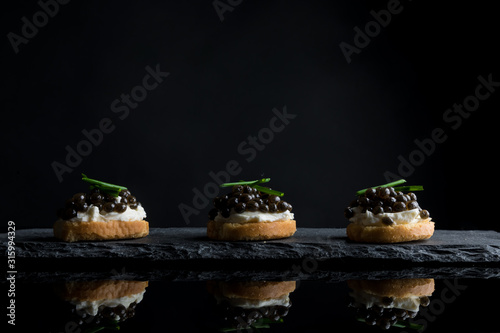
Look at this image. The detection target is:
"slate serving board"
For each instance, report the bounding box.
[3,228,500,268]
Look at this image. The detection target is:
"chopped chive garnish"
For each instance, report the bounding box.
[253,185,284,197]
[219,178,270,187]
[393,185,424,192]
[220,178,284,196]
[81,173,127,197]
[356,179,423,196]
[356,179,406,196]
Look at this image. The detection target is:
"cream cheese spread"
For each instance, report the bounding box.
[214,210,294,224]
[66,203,146,222]
[349,289,425,312]
[349,207,427,226]
[72,290,146,318]
[215,294,291,309]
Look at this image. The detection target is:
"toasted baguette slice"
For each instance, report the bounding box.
[347,278,435,298]
[53,219,149,242]
[346,219,434,243]
[207,280,296,300]
[58,280,149,301]
[207,219,296,241]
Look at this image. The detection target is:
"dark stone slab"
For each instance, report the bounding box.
[3,228,500,270]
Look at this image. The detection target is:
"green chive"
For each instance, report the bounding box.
[220,178,270,187]
[81,174,127,197]
[253,185,284,197]
[356,179,406,196]
[393,185,424,192]
[356,179,425,196]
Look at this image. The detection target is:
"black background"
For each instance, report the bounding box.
[2,0,499,231]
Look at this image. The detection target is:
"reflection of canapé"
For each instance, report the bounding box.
[207,280,296,330]
[348,279,434,330]
[55,280,148,327]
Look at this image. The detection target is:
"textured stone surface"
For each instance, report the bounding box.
[3,228,500,265]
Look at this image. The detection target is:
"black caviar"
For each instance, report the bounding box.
[351,301,429,330]
[213,300,291,331]
[208,185,292,220]
[344,186,430,219]
[57,188,141,220]
[71,302,138,324]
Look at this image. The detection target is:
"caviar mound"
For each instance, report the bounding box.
[344,185,434,243]
[344,187,430,221]
[209,185,293,219]
[57,188,142,220]
[207,184,296,241]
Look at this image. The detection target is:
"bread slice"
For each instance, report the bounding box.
[207,280,296,300]
[207,219,296,241]
[53,219,149,242]
[346,219,434,243]
[347,278,434,298]
[57,280,149,301]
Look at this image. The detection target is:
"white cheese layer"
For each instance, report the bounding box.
[215,294,291,309]
[214,210,294,224]
[349,207,427,226]
[349,289,426,312]
[67,203,146,222]
[72,290,145,318]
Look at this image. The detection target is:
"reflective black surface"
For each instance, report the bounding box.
[11,274,500,333]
